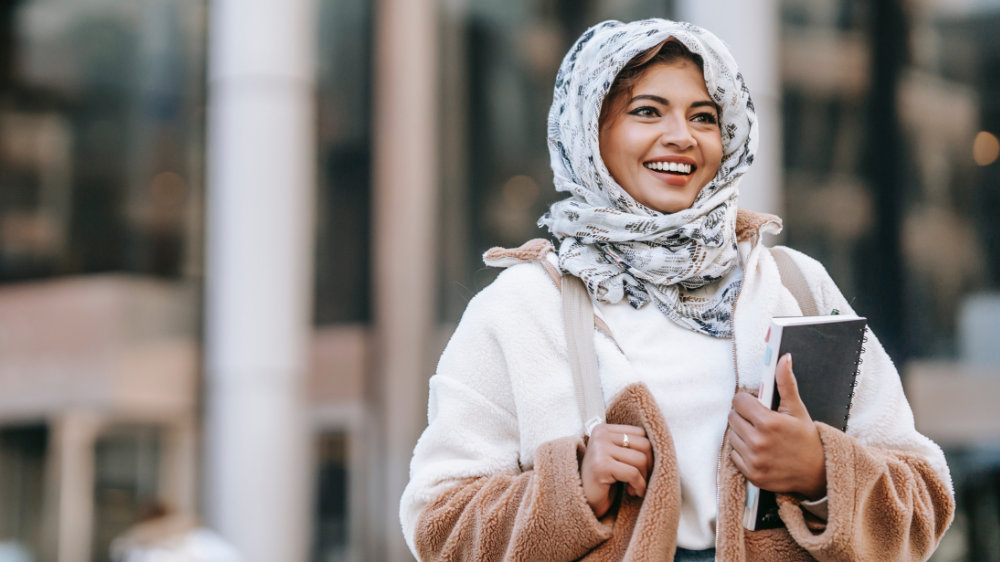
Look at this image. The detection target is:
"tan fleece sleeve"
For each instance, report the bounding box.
[776,423,955,561]
[413,434,613,561]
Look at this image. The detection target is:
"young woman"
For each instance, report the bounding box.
[400,19,954,561]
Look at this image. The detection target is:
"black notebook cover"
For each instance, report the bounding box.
[749,316,868,530]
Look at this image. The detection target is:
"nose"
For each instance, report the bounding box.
[658,113,695,150]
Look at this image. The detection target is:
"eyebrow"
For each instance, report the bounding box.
[630,94,718,111]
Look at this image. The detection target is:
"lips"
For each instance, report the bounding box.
[643,157,698,187]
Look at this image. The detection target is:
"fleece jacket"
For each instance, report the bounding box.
[400,210,954,561]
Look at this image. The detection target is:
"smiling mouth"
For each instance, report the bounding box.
[644,161,694,175]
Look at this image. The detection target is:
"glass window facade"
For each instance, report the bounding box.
[2,0,206,283]
[91,425,162,561]
[781,0,1000,361]
[314,0,374,325]
[0,1,205,560]
[781,1,1000,558]
[0,425,47,559]
[311,431,350,562]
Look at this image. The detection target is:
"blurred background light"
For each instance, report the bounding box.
[973,130,999,166]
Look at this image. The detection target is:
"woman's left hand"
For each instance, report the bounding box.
[727,353,827,500]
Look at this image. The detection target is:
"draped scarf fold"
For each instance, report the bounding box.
[538,19,758,338]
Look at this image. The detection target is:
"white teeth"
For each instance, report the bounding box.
[645,161,692,174]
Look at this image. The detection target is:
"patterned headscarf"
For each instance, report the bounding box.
[538,19,757,338]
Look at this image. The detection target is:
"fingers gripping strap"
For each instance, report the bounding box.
[561,275,606,435]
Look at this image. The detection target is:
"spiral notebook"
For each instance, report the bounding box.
[743,314,868,531]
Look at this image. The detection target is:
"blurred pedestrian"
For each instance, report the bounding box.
[109,500,241,562]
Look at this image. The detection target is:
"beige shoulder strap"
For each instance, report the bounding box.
[561,275,605,436]
[771,247,819,316]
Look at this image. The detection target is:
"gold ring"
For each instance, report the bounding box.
[622,433,630,449]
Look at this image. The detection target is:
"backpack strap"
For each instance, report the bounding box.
[486,239,618,435]
[484,239,621,352]
[561,275,606,436]
[770,246,819,316]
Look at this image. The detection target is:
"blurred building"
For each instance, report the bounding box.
[0,0,997,561]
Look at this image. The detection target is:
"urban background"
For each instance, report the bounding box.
[0,0,997,560]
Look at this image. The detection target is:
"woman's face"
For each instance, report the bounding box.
[599,60,723,214]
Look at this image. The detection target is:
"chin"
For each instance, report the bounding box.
[648,198,694,214]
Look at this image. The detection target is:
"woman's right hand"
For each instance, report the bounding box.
[580,423,653,518]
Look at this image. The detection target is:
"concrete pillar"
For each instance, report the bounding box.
[677,0,783,217]
[371,0,439,558]
[160,417,198,517]
[49,411,102,562]
[204,0,316,560]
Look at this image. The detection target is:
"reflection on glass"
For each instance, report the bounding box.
[0,425,47,561]
[6,0,205,281]
[0,1,205,559]
[313,431,349,562]
[782,1,1000,560]
[314,0,373,325]
[92,425,162,562]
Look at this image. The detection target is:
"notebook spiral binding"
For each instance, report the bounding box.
[843,330,869,431]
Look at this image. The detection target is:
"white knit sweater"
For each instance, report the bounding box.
[400,229,952,556]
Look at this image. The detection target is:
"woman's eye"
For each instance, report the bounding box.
[693,112,718,125]
[629,106,659,117]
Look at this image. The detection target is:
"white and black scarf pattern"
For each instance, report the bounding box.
[538,19,758,338]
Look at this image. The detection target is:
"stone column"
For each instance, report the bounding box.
[49,411,102,562]
[204,0,316,560]
[371,0,439,558]
[160,416,198,517]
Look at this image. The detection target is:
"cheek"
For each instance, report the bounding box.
[618,125,651,150]
[601,128,634,173]
[704,138,723,175]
